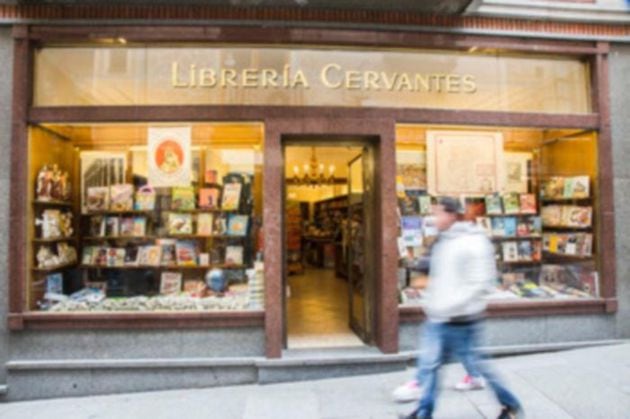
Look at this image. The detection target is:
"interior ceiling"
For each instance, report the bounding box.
[16,1,474,14]
[285,146,362,178]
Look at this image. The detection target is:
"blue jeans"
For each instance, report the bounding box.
[414,320,521,417]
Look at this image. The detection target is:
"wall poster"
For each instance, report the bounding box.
[147,126,192,187]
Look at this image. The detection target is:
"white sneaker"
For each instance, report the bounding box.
[454,375,485,391]
[392,380,422,402]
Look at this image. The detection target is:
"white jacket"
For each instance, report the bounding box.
[422,222,497,322]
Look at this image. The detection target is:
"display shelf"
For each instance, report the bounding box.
[32,236,78,243]
[542,226,592,231]
[542,252,594,261]
[541,197,592,204]
[491,236,542,241]
[497,260,541,266]
[486,213,538,217]
[33,199,73,208]
[32,261,78,273]
[80,264,246,270]
[83,236,157,241]
[163,209,239,214]
[83,210,153,216]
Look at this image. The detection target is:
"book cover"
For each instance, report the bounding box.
[548,234,559,253]
[204,169,218,184]
[519,194,537,214]
[504,217,517,237]
[159,272,182,295]
[144,245,162,266]
[516,220,530,237]
[183,279,206,297]
[81,246,94,265]
[422,216,438,238]
[45,273,63,294]
[176,240,197,266]
[168,212,193,235]
[578,233,593,256]
[159,239,177,266]
[171,186,196,210]
[213,214,228,236]
[565,264,599,297]
[417,195,432,215]
[542,177,564,199]
[198,187,221,210]
[517,241,532,261]
[132,217,146,237]
[221,183,242,211]
[502,193,521,215]
[401,216,423,247]
[532,240,542,261]
[198,253,210,266]
[120,217,135,236]
[562,177,575,199]
[572,176,590,198]
[107,248,118,267]
[491,217,506,237]
[93,247,108,266]
[541,205,562,226]
[124,246,139,266]
[134,185,156,210]
[556,234,569,254]
[110,184,134,211]
[476,217,492,236]
[86,186,109,212]
[225,245,244,266]
[502,241,519,262]
[114,248,126,266]
[105,216,120,237]
[227,214,249,237]
[565,234,578,255]
[564,206,592,227]
[89,215,105,237]
[485,194,503,215]
[197,213,214,236]
[528,216,542,236]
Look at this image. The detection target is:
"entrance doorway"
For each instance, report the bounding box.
[282,139,376,349]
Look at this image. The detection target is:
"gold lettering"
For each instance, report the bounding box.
[395,73,412,91]
[292,70,310,88]
[171,62,189,88]
[198,68,216,87]
[345,70,362,90]
[283,65,290,87]
[221,69,238,87]
[381,72,398,91]
[364,71,380,90]
[446,75,461,93]
[414,74,430,91]
[321,63,343,89]
[242,69,259,88]
[462,75,477,93]
[262,69,279,88]
[189,64,197,87]
[432,74,447,93]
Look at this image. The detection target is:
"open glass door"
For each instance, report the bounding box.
[347,146,375,343]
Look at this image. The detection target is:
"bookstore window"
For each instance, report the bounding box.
[395,124,599,306]
[27,122,264,313]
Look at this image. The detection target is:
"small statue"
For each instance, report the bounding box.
[36,165,49,200]
[36,246,59,268]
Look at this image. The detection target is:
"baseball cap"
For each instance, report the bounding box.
[437,196,463,214]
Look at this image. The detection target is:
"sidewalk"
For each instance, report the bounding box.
[1,343,629,419]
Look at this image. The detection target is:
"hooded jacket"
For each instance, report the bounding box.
[422,221,497,322]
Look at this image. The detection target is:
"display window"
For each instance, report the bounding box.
[27,122,264,312]
[395,124,600,305]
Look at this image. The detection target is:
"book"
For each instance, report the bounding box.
[82,246,94,265]
[422,216,438,238]
[502,241,519,262]
[225,245,244,266]
[110,184,134,211]
[114,248,126,266]
[119,217,135,236]
[504,217,517,237]
[501,272,525,289]
[563,177,575,199]
[124,246,139,266]
[168,212,193,235]
[199,187,221,210]
[93,247,108,266]
[542,177,565,199]
[516,220,529,237]
[476,217,492,236]
[197,213,214,236]
[213,214,228,235]
[199,253,210,266]
[143,245,162,266]
[577,233,593,256]
[160,272,182,295]
[519,194,537,214]
[491,217,506,237]
[183,279,206,297]
[176,240,197,266]
[45,273,63,294]
[528,216,542,236]
[572,176,590,198]
[517,241,532,261]
[90,215,106,237]
[564,206,592,227]
[565,234,578,255]
[401,216,423,247]
[502,193,521,215]
[159,239,177,266]
[86,186,109,212]
[221,183,242,211]
[105,216,120,237]
[132,217,146,237]
[418,196,432,215]
[134,185,156,210]
[541,205,562,226]
[532,240,542,261]
[485,194,503,215]
[171,186,196,211]
[227,214,249,237]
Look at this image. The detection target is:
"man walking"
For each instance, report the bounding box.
[405,197,523,419]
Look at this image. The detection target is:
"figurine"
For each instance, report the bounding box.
[35,209,62,239]
[59,212,74,237]
[36,246,60,268]
[36,165,49,200]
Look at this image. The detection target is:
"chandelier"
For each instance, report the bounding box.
[291,147,337,187]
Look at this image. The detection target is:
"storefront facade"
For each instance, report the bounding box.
[0,4,629,400]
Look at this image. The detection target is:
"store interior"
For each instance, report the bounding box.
[284,145,367,348]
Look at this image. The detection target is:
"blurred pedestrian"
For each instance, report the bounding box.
[403,197,522,419]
